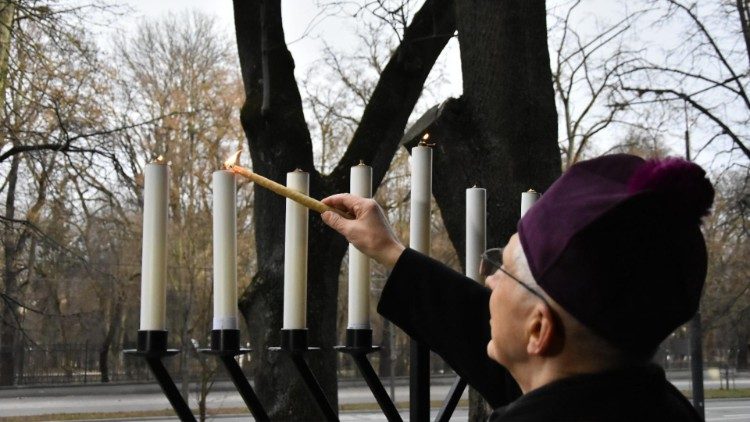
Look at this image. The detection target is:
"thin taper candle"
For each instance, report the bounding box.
[224,151,351,218]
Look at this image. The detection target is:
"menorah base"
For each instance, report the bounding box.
[124,330,195,422]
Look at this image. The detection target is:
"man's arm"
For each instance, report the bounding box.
[321,194,520,407]
[378,248,520,408]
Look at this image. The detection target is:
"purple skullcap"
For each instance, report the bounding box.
[517,154,714,356]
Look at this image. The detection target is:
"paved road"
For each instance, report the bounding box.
[1,376,748,420]
[0,381,464,418]
[60,400,750,421]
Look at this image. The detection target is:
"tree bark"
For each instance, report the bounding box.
[233,0,455,418]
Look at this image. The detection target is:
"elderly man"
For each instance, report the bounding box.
[322,154,712,421]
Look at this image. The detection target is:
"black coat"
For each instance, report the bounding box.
[377,248,701,421]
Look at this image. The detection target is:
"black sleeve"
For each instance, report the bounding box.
[376,248,521,408]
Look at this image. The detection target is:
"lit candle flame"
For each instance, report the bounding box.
[154,155,165,164]
[224,150,242,169]
[419,133,434,147]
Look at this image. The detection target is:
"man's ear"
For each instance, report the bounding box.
[526,303,557,356]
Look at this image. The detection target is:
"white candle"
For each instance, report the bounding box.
[212,170,238,330]
[410,144,432,255]
[466,187,486,282]
[348,162,373,329]
[521,189,540,217]
[283,170,309,329]
[139,161,169,331]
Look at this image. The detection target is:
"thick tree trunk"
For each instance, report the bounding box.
[0,155,20,386]
[233,0,454,418]
[426,0,561,418]
[435,0,560,256]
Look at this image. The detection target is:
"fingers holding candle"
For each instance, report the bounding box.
[321,194,405,269]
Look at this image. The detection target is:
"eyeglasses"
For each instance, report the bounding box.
[479,247,550,305]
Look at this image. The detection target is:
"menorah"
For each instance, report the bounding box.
[124,326,470,421]
[126,145,537,421]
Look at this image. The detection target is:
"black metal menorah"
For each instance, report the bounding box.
[125,328,467,421]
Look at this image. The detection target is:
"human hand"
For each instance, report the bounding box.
[321,194,405,269]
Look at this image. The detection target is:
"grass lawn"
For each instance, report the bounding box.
[682,388,750,400]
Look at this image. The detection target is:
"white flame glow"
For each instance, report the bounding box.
[224,150,242,169]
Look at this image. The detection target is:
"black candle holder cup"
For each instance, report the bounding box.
[335,328,403,422]
[198,329,269,421]
[124,330,196,422]
[270,328,339,421]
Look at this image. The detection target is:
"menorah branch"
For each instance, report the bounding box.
[198,329,269,422]
[123,330,196,422]
[270,329,339,422]
[336,329,402,422]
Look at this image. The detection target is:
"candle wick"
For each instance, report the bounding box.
[418,140,436,147]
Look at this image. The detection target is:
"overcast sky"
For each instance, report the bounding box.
[110,0,464,99]
[103,1,743,170]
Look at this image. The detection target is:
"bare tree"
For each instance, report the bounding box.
[0,9,116,384]
[549,0,641,168]
[617,0,750,164]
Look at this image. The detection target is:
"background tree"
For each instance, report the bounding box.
[0,8,116,384]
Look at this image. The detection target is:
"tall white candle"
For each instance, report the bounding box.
[348,162,373,329]
[139,161,169,331]
[410,144,432,255]
[212,170,238,330]
[521,189,540,217]
[283,170,309,330]
[466,187,486,282]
